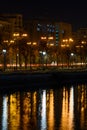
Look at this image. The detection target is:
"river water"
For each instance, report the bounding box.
[0,82,87,130]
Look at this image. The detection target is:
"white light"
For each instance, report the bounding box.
[2,96,8,130]
[71,53,74,56]
[43,51,46,55]
[2,49,6,53]
[41,90,47,130]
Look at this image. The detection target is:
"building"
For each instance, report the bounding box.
[55,22,72,46]
[24,18,72,46]
[24,17,55,44]
[0,14,23,38]
[0,19,11,40]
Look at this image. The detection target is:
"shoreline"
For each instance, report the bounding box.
[0,69,87,91]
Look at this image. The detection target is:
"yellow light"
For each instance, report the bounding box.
[69,38,73,42]
[61,44,69,47]
[27,42,31,45]
[32,42,37,45]
[61,44,66,47]
[10,40,14,43]
[66,44,69,47]
[81,45,84,48]
[50,43,54,46]
[76,45,84,48]
[48,36,53,40]
[63,39,66,42]
[81,41,86,44]
[13,33,20,37]
[41,37,47,40]
[63,38,73,43]
[3,40,8,43]
[22,33,28,37]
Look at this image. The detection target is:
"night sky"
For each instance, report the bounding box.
[0,0,87,31]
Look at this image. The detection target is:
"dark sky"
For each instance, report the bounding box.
[0,0,87,31]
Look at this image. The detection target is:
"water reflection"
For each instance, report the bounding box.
[41,90,47,130]
[47,90,54,130]
[8,93,20,130]
[60,87,74,130]
[1,83,87,129]
[2,96,8,130]
[74,84,87,130]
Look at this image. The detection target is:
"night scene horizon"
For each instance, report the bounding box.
[1,1,87,130]
[0,0,87,31]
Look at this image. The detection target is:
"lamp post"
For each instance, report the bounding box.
[61,38,74,68]
[39,51,47,69]
[13,32,28,70]
[16,52,19,70]
[27,42,32,70]
[2,49,7,71]
[13,33,20,70]
[27,42,37,70]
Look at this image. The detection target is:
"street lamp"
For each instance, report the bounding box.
[2,49,7,71]
[13,32,28,70]
[61,38,74,68]
[27,42,37,70]
[39,51,47,68]
[27,42,32,70]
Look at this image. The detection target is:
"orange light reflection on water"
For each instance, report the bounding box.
[60,87,74,130]
[47,90,54,130]
[9,93,20,130]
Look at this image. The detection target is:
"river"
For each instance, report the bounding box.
[0,82,87,130]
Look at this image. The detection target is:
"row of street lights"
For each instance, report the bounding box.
[1,35,74,70]
[3,34,86,70]
[13,33,28,70]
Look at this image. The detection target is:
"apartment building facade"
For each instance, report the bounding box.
[24,18,72,46]
[0,14,23,39]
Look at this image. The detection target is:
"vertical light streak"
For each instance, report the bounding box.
[41,90,47,130]
[69,87,74,129]
[80,85,85,128]
[48,90,54,130]
[9,93,20,129]
[22,92,31,130]
[2,96,8,130]
[60,87,74,130]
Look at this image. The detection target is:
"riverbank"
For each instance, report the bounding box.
[0,70,57,91]
[0,68,87,91]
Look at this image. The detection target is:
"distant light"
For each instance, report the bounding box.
[13,33,20,37]
[43,51,46,55]
[17,53,19,56]
[50,43,54,46]
[10,40,14,43]
[27,42,31,45]
[32,42,37,45]
[22,33,28,37]
[3,40,8,43]
[71,53,74,56]
[2,49,6,54]
[39,51,42,54]
[41,37,47,40]
[39,51,46,55]
[48,36,54,40]
[69,38,73,42]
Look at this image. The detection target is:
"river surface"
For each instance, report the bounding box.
[0,82,87,130]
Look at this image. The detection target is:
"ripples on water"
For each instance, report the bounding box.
[0,83,87,130]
